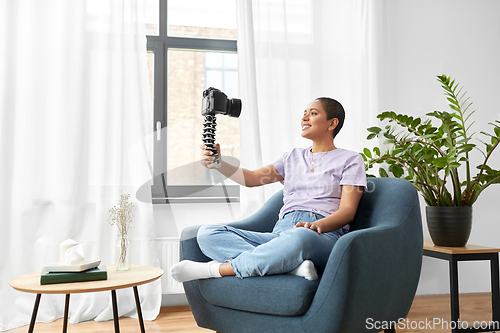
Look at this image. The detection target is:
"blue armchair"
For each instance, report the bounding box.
[179,177,423,332]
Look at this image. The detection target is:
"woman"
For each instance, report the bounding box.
[171,97,366,282]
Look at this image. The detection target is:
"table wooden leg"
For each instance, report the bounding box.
[63,294,70,333]
[449,257,460,333]
[491,253,500,323]
[133,286,146,333]
[28,294,41,333]
[111,290,120,333]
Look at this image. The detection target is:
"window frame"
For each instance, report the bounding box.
[146,0,239,204]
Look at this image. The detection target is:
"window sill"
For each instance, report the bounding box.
[151,184,240,204]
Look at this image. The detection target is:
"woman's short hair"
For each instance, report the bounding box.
[316,97,345,138]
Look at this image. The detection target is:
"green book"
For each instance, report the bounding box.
[40,265,108,285]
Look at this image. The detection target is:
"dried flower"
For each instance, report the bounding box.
[108,192,136,237]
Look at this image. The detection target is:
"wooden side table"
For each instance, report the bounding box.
[9,265,163,333]
[423,239,500,333]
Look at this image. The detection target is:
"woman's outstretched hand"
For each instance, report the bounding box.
[294,222,322,234]
[200,143,221,169]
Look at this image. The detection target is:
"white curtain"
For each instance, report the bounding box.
[236,0,383,215]
[0,0,159,331]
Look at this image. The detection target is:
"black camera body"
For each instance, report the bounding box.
[201,87,241,168]
[202,87,241,117]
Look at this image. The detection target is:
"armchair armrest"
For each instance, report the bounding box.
[179,225,209,262]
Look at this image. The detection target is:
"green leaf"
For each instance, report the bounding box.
[367,133,377,140]
[432,157,448,168]
[448,147,457,159]
[383,139,395,145]
[457,145,470,154]
[447,97,459,107]
[367,126,382,134]
[390,164,404,178]
[411,118,421,128]
[379,168,389,178]
[481,131,494,138]
[444,166,451,178]
[363,148,372,159]
[373,147,381,157]
[426,111,440,118]
[445,137,453,147]
[464,110,476,123]
[494,126,500,138]
[443,192,453,206]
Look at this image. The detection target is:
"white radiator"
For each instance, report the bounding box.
[158,237,184,294]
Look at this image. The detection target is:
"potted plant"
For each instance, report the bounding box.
[361,74,500,246]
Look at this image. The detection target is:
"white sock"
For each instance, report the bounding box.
[288,260,318,281]
[170,260,222,283]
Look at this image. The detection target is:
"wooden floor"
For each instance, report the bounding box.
[396,293,495,333]
[6,293,498,332]
[6,306,210,333]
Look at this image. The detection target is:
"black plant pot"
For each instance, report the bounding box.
[426,206,472,247]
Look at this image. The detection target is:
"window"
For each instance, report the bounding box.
[146,0,239,203]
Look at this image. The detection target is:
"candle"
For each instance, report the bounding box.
[59,238,78,265]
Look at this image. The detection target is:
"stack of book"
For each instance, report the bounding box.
[40,261,107,285]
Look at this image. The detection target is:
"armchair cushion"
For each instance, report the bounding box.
[199,274,320,316]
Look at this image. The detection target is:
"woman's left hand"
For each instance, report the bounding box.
[294,222,322,234]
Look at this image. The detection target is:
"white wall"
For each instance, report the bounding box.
[381,0,500,295]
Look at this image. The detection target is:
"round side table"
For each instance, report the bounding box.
[10,265,163,333]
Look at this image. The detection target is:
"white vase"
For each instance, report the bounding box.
[116,235,131,271]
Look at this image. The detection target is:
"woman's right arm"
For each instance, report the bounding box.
[200,144,284,187]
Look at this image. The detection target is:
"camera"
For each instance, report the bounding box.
[201,87,242,168]
[201,87,241,117]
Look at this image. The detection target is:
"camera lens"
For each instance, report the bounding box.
[227,98,242,118]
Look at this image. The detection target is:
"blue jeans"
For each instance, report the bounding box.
[197,210,346,278]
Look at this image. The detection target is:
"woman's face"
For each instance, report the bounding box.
[301,100,336,140]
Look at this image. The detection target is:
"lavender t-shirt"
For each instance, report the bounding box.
[272,147,367,230]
